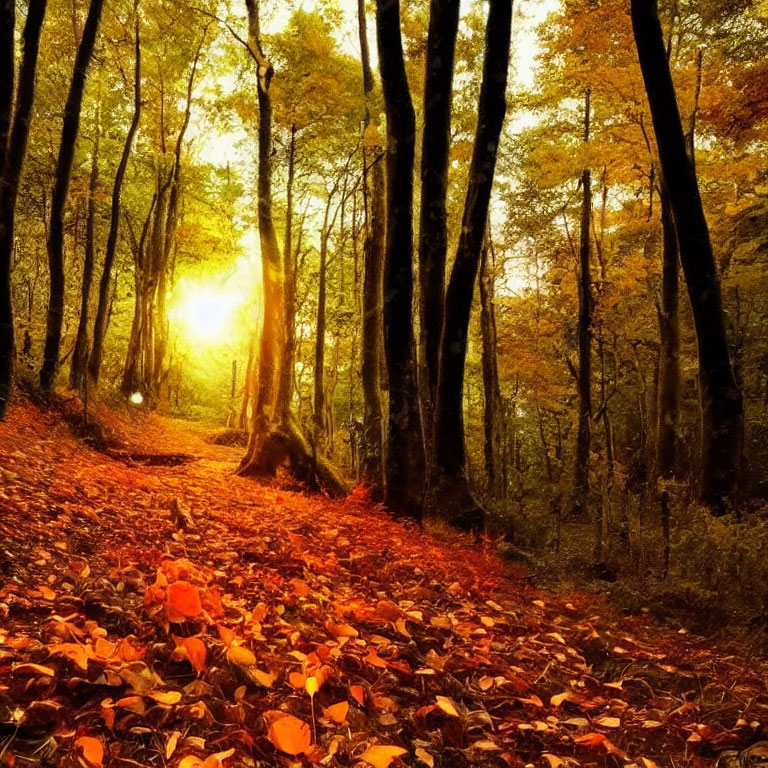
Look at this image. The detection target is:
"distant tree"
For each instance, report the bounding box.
[0,0,47,418]
[631,0,744,511]
[40,0,104,394]
[88,3,142,387]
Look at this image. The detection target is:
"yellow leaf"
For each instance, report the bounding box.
[227,646,256,667]
[360,745,408,768]
[12,662,55,676]
[251,668,276,688]
[435,695,460,717]
[75,736,104,767]
[148,690,182,705]
[305,676,318,697]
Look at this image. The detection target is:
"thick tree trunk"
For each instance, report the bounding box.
[655,177,680,478]
[357,0,384,493]
[69,111,99,392]
[431,0,512,531]
[632,0,743,511]
[375,0,426,520]
[0,0,46,419]
[40,0,104,394]
[89,6,141,386]
[479,234,503,497]
[418,0,459,462]
[571,90,592,517]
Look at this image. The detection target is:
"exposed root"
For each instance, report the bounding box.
[238,418,348,498]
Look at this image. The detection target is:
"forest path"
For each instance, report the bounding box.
[1,397,767,768]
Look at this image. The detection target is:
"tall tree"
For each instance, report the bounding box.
[89,3,141,386]
[571,88,592,516]
[375,0,426,520]
[40,0,104,394]
[69,102,100,392]
[631,0,744,511]
[418,0,460,462]
[431,0,513,530]
[0,0,47,419]
[357,0,384,493]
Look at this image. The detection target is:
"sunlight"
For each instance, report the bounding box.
[169,272,255,348]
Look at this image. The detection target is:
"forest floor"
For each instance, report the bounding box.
[1,396,767,768]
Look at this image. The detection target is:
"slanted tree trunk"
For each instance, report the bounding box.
[357,0,384,493]
[430,0,512,531]
[0,0,46,419]
[655,177,679,478]
[479,232,503,497]
[375,0,426,520]
[418,0,459,463]
[89,4,141,386]
[40,0,104,394]
[571,88,592,517]
[632,0,743,512]
[236,0,346,498]
[69,106,100,392]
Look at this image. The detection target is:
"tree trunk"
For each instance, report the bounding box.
[235,0,346,498]
[632,0,743,512]
[358,0,384,493]
[69,107,100,392]
[655,177,680,478]
[418,0,459,462]
[375,0,426,520]
[431,0,512,531]
[571,89,592,517]
[0,0,47,419]
[479,233,503,497]
[314,222,329,448]
[89,4,141,386]
[275,123,296,419]
[40,0,104,394]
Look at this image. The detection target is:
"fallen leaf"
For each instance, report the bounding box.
[325,701,349,723]
[264,711,311,756]
[75,736,104,767]
[167,581,203,621]
[360,744,408,768]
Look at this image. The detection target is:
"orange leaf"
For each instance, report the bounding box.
[289,671,307,689]
[325,620,358,638]
[360,744,408,768]
[227,646,256,667]
[575,733,626,756]
[173,636,207,674]
[76,736,104,767]
[350,685,365,705]
[217,625,237,647]
[264,711,312,756]
[325,701,349,723]
[167,581,203,621]
[364,647,387,668]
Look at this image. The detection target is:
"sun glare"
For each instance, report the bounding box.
[170,278,252,346]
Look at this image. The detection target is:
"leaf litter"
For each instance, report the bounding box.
[1,396,768,768]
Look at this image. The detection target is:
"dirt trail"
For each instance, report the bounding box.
[1,398,767,768]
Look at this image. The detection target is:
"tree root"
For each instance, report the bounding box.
[237,418,348,499]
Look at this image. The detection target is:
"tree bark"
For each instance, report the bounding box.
[571,89,592,517]
[0,0,47,418]
[375,0,426,520]
[69,107,100,392]
[418,0,460,462]
[357,0,384,493]
[631,0,743,511]
[40,0,104,394]
[275,123,296,419]
[89,6,141,386]
[655,176,679,478]
[431,0,512,531]
[479,233,503,497]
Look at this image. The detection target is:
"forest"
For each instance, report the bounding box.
[2,0,768,766]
